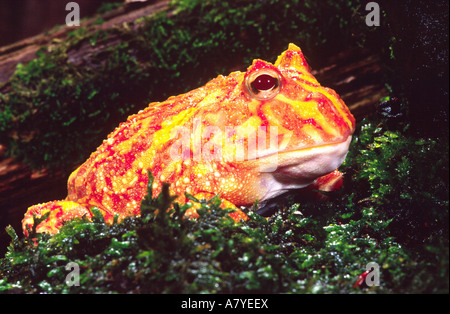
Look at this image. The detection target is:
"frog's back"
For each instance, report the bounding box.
[66,72,245,217]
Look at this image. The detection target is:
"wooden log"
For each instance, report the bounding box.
[0,0,170,86]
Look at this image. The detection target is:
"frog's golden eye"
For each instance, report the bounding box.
[245,69,282,100]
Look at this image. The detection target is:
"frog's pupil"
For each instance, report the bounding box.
[252,74,277,91]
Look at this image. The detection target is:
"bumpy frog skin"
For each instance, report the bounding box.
[22,44,355,235]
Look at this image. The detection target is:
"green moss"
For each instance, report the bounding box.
[96,2,123,15]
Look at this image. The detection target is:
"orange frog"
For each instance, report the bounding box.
[22,44,355,235]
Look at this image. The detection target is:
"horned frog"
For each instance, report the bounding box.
[23,44,355,235]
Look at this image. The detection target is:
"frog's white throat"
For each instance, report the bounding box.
[257,136,352,202]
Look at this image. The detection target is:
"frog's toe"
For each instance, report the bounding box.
[307,170,344,199]
[22,200,91,236]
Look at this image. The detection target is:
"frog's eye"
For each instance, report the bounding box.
[245,69,282,100]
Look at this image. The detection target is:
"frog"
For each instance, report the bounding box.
[22,43,355,235]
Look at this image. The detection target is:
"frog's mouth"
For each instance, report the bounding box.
[253,136,352,201]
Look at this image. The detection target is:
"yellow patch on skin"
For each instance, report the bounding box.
[247,99,261,116]
[236,116,262,137]
[154,107,197,150]
[193,163,212,179]
[160,160,182,184]
[301,124,325,143]
[291,85,353,130]
[132,107,198,170]
[273,94,340,138]
[115,118,151,153]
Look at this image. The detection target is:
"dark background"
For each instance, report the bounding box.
[0,0,121,47]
